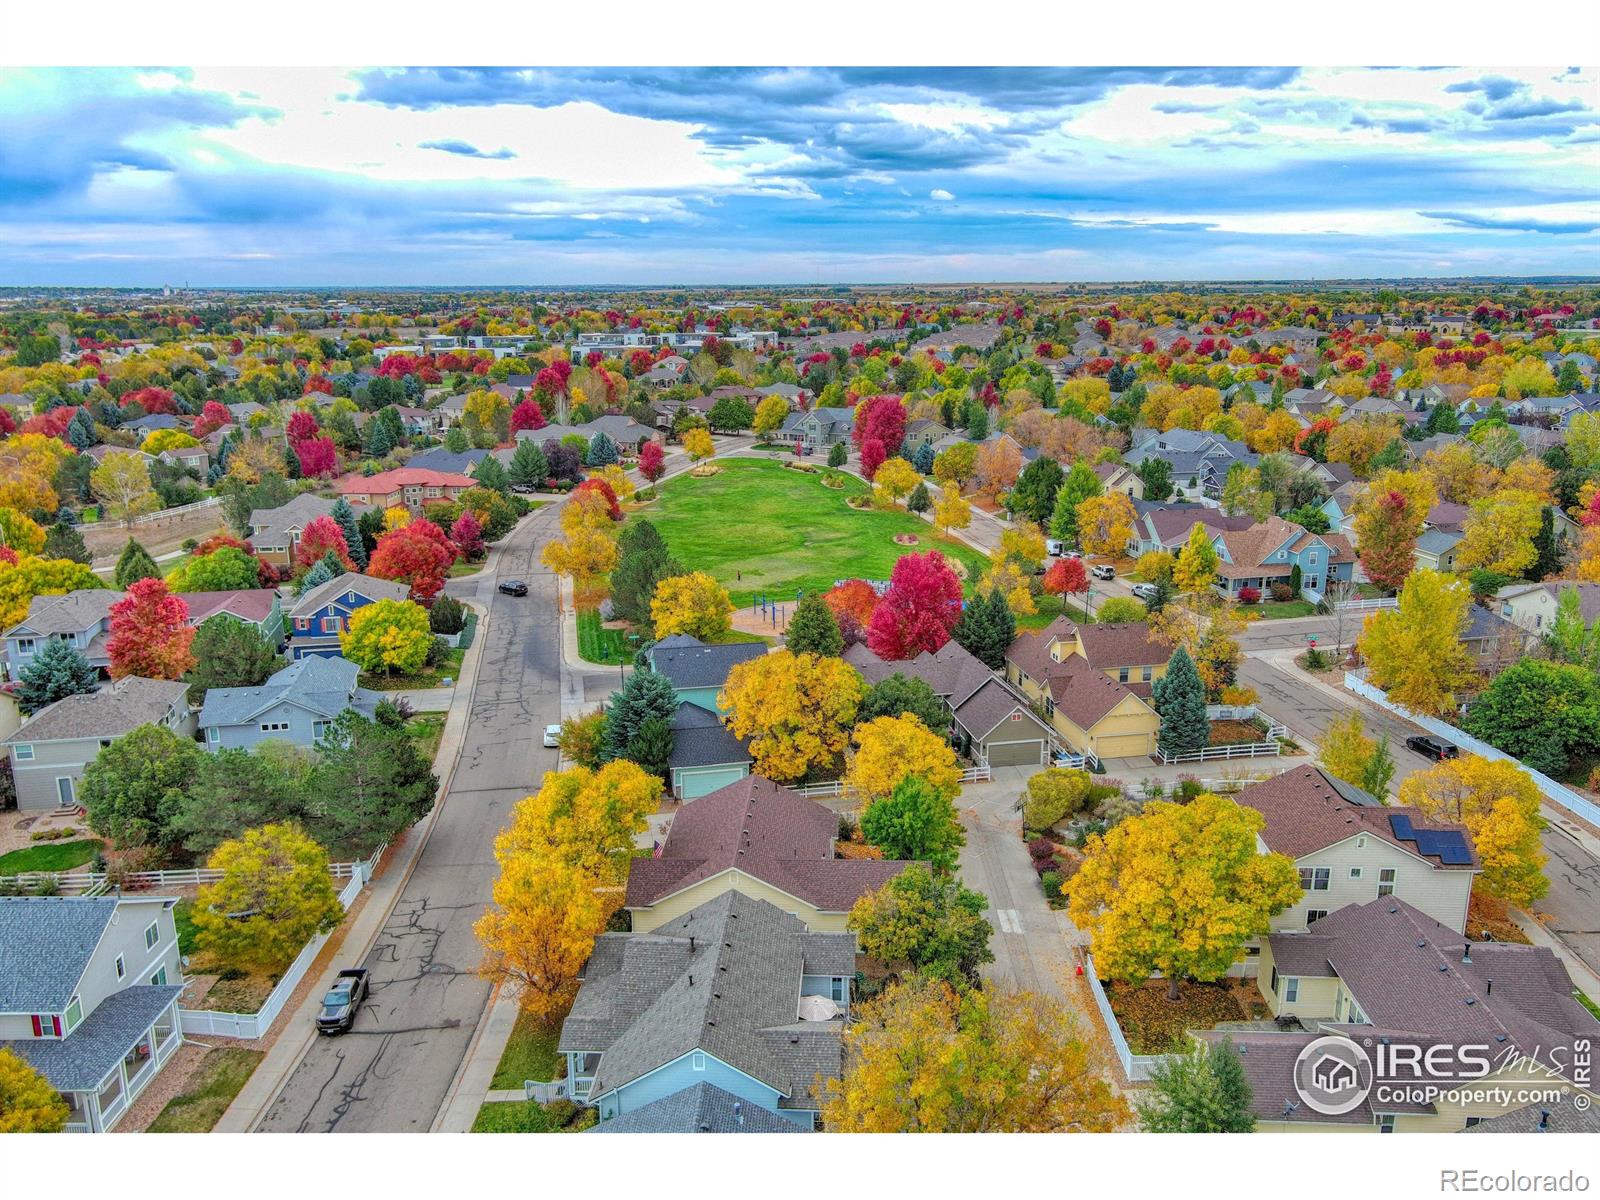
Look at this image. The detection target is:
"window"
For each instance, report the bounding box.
[1349,867,1363,880]
[691,1051,706,1072]
[30,1014,63,1038]
[1464,1117,1483,1128]
[13,743,33,761]
[115,954,125,979]
[15,637,35,655]
[144,921,159,950]
[260,721,290,733]
[150,966,168,986]
[1376,1114,1395,1133]
[1283,977,1300,1003]
[1118,667,1130,683]
[1306,909,1329,927]
[1141,666,1153,682]
[1298,867,1330,891]
[313,721,330,740]
[207,727,220,745]
[831,978,846,1003]
[1377,868,1397,897]
[64,997,83,1032]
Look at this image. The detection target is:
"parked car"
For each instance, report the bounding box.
[1130,582,1158,601]
[1046,539,1068,557]
[1405,735,1458,761]
[1091,564,1115,581]
[317,969,370,1035]
[543,724,562,748]
[498,580,529,597]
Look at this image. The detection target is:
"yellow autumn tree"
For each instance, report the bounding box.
[541,524,620,610]
[383,505,412,531]
[650,571,732,641]
[0,1048,69,1132]
[1357,569,1474,716]
[192,823,345,975]
[91,450,161,525]
[933,491,972,534]
[1319,710,1376,788]
[872,456,920,507]
[1397,756,1548,908]
[1173,523,1220,594]
[847,714,964,802]
[752,394,788,437]
[996,521,1047,571]
[0,434,72,514]
[720,649,864,783]
[0,555,106,630]
[1457,489,1545,578]
[339,598,432,675]
[683,427,715,462]
[1076,492,1135,559]
[0,506,47,556]
[590,462,635,502]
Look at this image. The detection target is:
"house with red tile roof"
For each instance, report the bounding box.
[336,467,476,512]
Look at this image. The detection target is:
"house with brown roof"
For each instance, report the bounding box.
[625,777,911,934]
[1203,898,1600,1132]
[1092,460,1143,499]
[1235,766,1478,935]
[1207,514,1355,602]
[1004,618,1168,761]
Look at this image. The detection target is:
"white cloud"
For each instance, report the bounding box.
[929,188,954,201]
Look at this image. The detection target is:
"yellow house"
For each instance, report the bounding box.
[625,777,910,934]
[1211,897,1600,1132]
[1004,617,1167,760]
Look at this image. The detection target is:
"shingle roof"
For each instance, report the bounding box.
[5,588,116,638]
[1074,623,1170,669]
[406,447,490,474]
[625,776,908,912]
[953,676,1050,742]
[1461,1101,1600,1134]
[0,897,130,1010]
[337,467,475,494]
[589,1081,808,1133]
[1047,657,1146,730]
[247,492,344,544]
[198,656,373,729]
[3,985,183,1092]
[648,635,768,691]
[667,703,752,770]
[180,589,279,626]
[1214,516,1352,579]
[4,676,188,746]
[844,639,992,708]
[288,572,409,619]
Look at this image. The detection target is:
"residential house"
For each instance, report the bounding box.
[1235,766,1477,935]
[626,776,909,933]
[1284,387,1340,421]
[589,1080,807,1132]
[1208,515,1356,602]
[1208,898,1599,1132]
[903,418,952,452]
[646,634,768,713]
[336,467,476,513]
[122,414,181,436]
[560,891,850,1128]
[665,702,753,800]
[1460,605,1528,672]
[198,656,382,751]
[1004,618,1167,761]
[2,677,193,810]
[405,446,491,475]
[1127,502,1255,557]
[248,493,364,568]
[0,896,185,1131]
[3,589,118,676]
[1129,428,1256,501]
[286,572,410,659]
[1093,459,1144,499]
[156,444,209,475]
[910,323,1005,353]
[180,589,285,645]
[1427,313,1469,336]
[775,406,855,450]
[1413,528,1464,574]
[515,415,658,449]
[1495,580,1600,635]
[1318,481,1362,537]
[639,356,689,388]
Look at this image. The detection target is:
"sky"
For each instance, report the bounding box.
[0,65,1597,286]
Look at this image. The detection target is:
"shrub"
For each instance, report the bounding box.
[1028,836,1057,867]
[1270,582,1294,602]
[1219,685,1257,706]
[1040,871,1063,902]
[29,826,77,842]
[429,594,467,635]
[1174,776,1204,802]
[1237,586,1260,605]
[837,814,858,842]
[424,635,449,667]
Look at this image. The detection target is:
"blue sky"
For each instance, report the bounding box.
[0,65,1597,285]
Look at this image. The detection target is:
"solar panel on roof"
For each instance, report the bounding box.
[1389,813,1415,839]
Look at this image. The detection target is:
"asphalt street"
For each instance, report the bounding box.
[256,505,563,1133]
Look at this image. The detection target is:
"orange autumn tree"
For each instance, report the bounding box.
[107,577,195,680]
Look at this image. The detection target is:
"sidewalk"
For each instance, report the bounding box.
[1513,912,1600,1003]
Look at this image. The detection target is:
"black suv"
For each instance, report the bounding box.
[1405,734,1458,761]
[497,580,529,597]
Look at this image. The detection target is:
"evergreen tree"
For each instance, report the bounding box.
[1529,506,1561,580]
[509,439,549,489]
[612,520,682,627]
[184,615,283,704]
[1011,457,1065,525]
[330,496,367,568]
[601,666,680,763]
[365,415,395,457]
[785,592,844,657]
[965,403,989,441]
[282,442,302,479]
[472,453,511,494]
[828,441,848,468]
[377,405,405,449]
[113,538,160,588]
[1137,457,1174,503]
[42,522,90,564]
[15,639,99,715]
[444,425,470,453]
[913,441,935,474]
[1051,462,1104,542]
[1147,574,1176,615]
[1152,646,1208,756]
[907,481,931,513]
[296,556,338,596]
[356,505,385,558]
[953,588,1014,670]
[626,716,675,779]
[1136,1040,1255,1133]
[65,408,97,450]
[585,431,619,466]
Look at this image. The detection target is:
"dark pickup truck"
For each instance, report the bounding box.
[316,968,370,1035]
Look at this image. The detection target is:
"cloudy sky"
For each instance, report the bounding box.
[1,65,1597,286]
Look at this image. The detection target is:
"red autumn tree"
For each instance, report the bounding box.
[294,436,339,478]
[193,400,231,437]
[1357,489,1419,592]
[859,438,886,481]
[450,511,487,561]
[824,578,879,647]
[866,550,963,660]
[510,398,546,433]
[852,394,907,456]
[571,478,621,521]
[1043,557,1089,617]
[193,532,253,557]
[21,407,76,439]
[107,577,196,681]
[293,515,355,572]
[285,410,320,443]
[638,440,665,482]
[368,518,457,602]
[121,387,177,415]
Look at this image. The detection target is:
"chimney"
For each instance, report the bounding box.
[734,1101,744,1127]
[1538,1110,1550,1131]
[689,936,695,952]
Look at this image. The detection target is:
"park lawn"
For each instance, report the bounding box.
[146,1048,263,1133]
[490,1008,564,1090]
[641,457,990,606]
[0,838,102,876]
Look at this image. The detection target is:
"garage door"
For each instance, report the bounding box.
[1091,732,1153,759]
[675,764,750,799]
[984,739,1046,768]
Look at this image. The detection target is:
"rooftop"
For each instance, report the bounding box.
[5,676,189,746]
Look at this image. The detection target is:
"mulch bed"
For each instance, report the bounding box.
[1104,977,1269,1055]
[1208,719,1270,747]
[1467,889,1531,945]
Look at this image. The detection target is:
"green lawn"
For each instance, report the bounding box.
[490,1008,564,1090]
[1017,592,1096,632]
[147,1048,263,1133]
[406,713,447,764]
[641,458,990,606]
[577,608,635,665]
[173,898,199,956]
[0,839,102,876]
[1251,599,1318,619]
[472,1100,595,1133]
[359,645,465,690]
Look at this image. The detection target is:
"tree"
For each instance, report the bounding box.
[932,490,971,535]
[721,649,864,783]
[861,774,965,869]
[753,394,788,438]
[848,868,995,988]
[1067,794,1301,999]
[706,397,753,435]
[171,748,309,857]
[0,433,71,514]
[828,441,848,468]
[91,450,160,525]
[1020,767,1108,832]
[906,481,931,513]
[682,427,715,461]
[1152,645,1207,756]
[821,974,1126,1133]
[1173,523,1220,594]
[0,507,45,555]
[193,823,345,975]
[1352,469,1435,591]
[1050,462,1102,543]
[866,550,963,660]
[849,714,963,804]
[368,518,457,602]
[872,456,920,506]
[932,442,977,492]
[1011,456,1064,525]
[40,522,88,565]
[166,545,261,593]
[1137,456,1174,502]
[185,614,282,704]
[1043,556,1088,617]
[340,598,433,675]
[1076,492,1136,559]
[859,438,886,480]
[951,586,1015,670]
[1136,1040,1255,1133]
[0,554,105,630]
[1398,756,1548,907]
[601,665,679,763]
[975,438,1022,499]
[1463,659,1600,777]
[784,590,843,657]
[471,453,511,495]
[81,722,204,850]
[542,522,620,610]
[650,571,732,641]
[557,709,608,769]
[14,637,98,715]
[859,672,948,733]
[1221,464,1273,522]
[510,397,546,434]
[307,710,439,852]
[508,438,549,489]
[107,577,195,681]
[1547,585,1600,673]
[1320,709,1376,789]
[1096,596,1147,624]
[610,520,681,627]
[114,537,160,588]
[637,439,665,482]
[853,394,908,456]
[1458,489,1545,579]
[0,1048,69,1133]
[1357,569,1474,716]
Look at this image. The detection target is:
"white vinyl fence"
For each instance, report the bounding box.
[1084,954,1179,1083]
[1344,671,1600,827]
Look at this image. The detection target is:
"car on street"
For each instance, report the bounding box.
[543,724,562,748]
[316,969,370,1035]
[1130,582,1158,601]
[497,580,529,597]
[1405,734,1458,761]
[1091,564,1115,581]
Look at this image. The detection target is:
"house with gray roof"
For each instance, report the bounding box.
[2,676,193,811]
[286,572,410,659]
[3,587,118,676]
[646,634,768,714]
[248,492,364,568]
[589,1080,805,1133]
[665,702,753,800]
[775,406,855,450]
[1496,580,1600,635]
[559,890,852,1128]
[0,895,185,1131]
[198,656,381,751]
[1129,428,1257,502]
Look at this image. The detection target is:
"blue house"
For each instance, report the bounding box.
[286,572,410,659]
[198,656,382,750]
[558,891,852,1130]
[665,702,753,800]
[646,635,767,715]
[1209,515,1356,603]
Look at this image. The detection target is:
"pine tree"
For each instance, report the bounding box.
[66,408,97,450]
[626,716,675,779]
[913,441,935,474]
[365,415,395,457]
[296,556,338,596]
[586,431,619,466]
[601,666,680,762]
[612,520,681,627]
[113,538,160,588]
[965,403,989,441]
[953,588,1014,670]
[509,439,549,489]
[907,481,931,513]
[330,496,367,568]
[15,639,99,715]
[43,522,90,564]
[785,591,844,657]
[1529,506,1561,580]
[1147,574,1176,614]
[472,453,510,494]
[1152,646,1208,756]
[444,425,469,453]
[828,441,847,468]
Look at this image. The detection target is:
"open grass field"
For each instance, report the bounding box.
[641,457,990,607]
